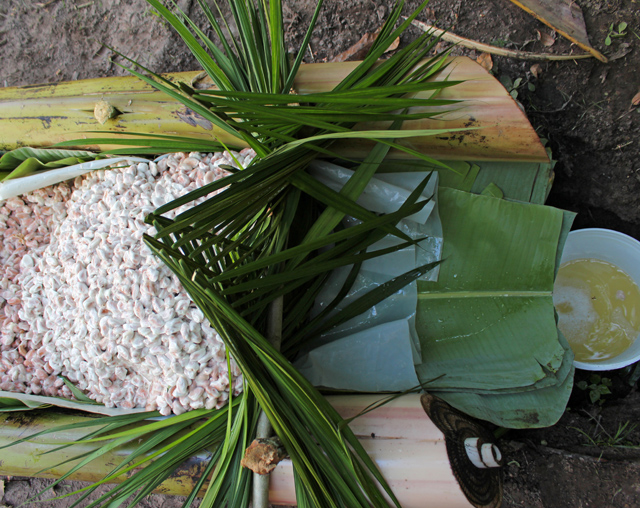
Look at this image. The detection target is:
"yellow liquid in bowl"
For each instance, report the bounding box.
[553,258,640,362]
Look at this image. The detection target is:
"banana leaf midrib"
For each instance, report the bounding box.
[418,290,552,298]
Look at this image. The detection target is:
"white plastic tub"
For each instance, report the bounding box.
[558,228,640,371]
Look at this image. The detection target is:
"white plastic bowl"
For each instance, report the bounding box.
[558,228,640,371]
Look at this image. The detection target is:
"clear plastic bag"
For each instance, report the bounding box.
[294,161,443,391]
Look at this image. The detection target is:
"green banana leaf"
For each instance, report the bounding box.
[480,182,505,199]
[447,140,555,203]
[437,363,574,428]
[434,161,480,193]
[0,147,100,182]
[439,327,575,428]
[464,160,555,205]
[416,187,567,390]
[379,158,554,205]
[415,187,575,428]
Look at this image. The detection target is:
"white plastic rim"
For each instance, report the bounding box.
[0,157,149,201]
[463,437,502,469]
[558,228,640,371]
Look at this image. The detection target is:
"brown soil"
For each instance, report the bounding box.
[0,477,192,508]
[1,1,640,507]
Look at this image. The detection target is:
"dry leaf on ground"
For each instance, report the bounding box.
[329,29,398,62]
[536,29,556,46]
[329,31,377,62]
[507,0,606,61]
[609,43,633,62]
[423,7,436,19]
[434,40,449,53]
[477,52,494,71]
[385,36,400,53]
[632,90,640,107]
[530,63,543,78]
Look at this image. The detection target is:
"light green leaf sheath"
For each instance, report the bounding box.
[0,147,100,181]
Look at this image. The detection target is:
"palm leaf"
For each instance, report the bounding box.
[81,0,461,162]
[141,125,439,506]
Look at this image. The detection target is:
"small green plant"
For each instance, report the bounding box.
[576,374,612,405]
[572,420,638,448]
[490,38,509,48]
[605,22,628,45]
[498,75,535,99]
[499,75,521,99]
[606,421,638,447]
[621,360,640,386]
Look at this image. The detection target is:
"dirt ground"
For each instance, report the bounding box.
[1,0,640,507]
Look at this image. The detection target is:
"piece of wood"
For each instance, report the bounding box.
[508,0,607,62]
[270,394,474,507]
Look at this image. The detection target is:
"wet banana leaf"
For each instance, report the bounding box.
[379,157,555,205]
[438,325,574,428]
[436,358,574,428]
[415,187,575,427]
[464,159,555,205]
[480,182,504,199]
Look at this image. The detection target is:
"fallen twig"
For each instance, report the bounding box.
[35,0,60,7]
[530,93,575,114]
[411,19,595,61]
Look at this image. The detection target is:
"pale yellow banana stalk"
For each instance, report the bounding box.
[0,57,548,163]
